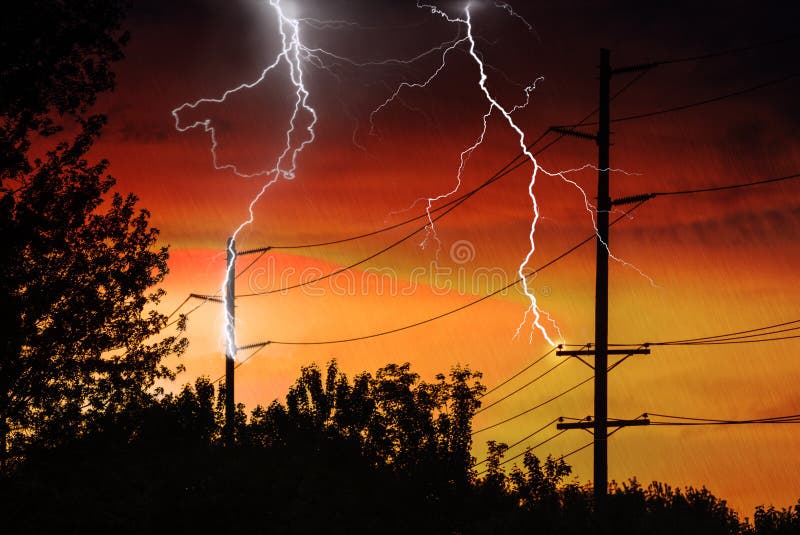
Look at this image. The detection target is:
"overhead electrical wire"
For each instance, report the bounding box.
[211,343,270,386]
[178,38,799,383]
[560,440,593,460]
[643,319,800,345]
[480,347,557,398]
[471,376,594,436]
[567,73,798,128]
[661,334,800,346]
[610,319,800,347]
[246,200,647,347]
[652,172,800,197]
[475,357,573,414]
[646,412,800,426]
[644,34,800,67]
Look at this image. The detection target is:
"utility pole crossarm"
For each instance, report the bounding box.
[557,348,651,357]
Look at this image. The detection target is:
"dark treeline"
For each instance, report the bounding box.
[1,360,797,534]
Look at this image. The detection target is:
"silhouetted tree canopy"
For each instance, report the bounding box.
[0,0,128,178]
[244,361,484,483]
[1,360,797,534]
[0,0,185,466]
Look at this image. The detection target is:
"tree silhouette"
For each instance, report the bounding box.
[0,0,185,467]
[1,362,797,534]
[248,360,484,480]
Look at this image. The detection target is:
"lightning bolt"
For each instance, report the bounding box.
[418,76,542,257]
[172,0,316,358]
[371,4,541,258]
[397,2,559,345]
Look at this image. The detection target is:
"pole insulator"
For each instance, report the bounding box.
[611,193,655,206]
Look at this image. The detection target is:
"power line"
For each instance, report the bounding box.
[472,418,561,468]
[653,172,800,197]
[610,319,800,347]
[646,412,800,426]
[561,440,593,460]
[177,41,795,335]
[234,122,597,298]
[613,171,800,208]
[651,319,800,344]
[660,326,800,345]
[237,250,270,279]
[250,200,648,347]
[481,347,557,398]
[472,375,593,436]
[195,69,651,305]
[475,357,573,414]
[661,334,800,346]
[647,34,800,68]
[236,167,512,296]
[165,295,192,320]
[268,130,551,250]
[608,73,797,124]
[566,73,798,127]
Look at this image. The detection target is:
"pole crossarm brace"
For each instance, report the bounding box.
[557,418,651,430]
[188,293,224,304]
[237,341,271,351]
[238,245,272,256]
[549,125,598,141]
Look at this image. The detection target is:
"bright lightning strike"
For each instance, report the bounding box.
[400,1,560,345]
[371,3,654,342]
[172,0,316,358]
[172,2,464,358]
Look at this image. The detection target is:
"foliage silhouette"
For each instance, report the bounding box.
[2,362,798,534]
[0,0,186,467]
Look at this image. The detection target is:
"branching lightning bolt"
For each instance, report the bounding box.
[172,0,316,358]
[401,2,560,345]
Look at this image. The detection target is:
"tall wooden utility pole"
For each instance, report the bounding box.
[554,49,651,529]
[594,47,612,512]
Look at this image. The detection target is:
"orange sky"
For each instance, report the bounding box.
[88,0,800,515]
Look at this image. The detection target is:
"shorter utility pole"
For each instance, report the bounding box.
[224,237,236,446]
